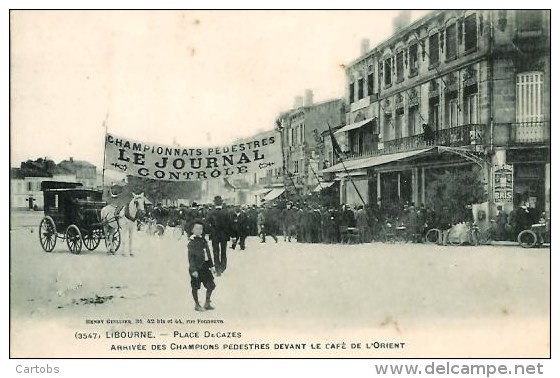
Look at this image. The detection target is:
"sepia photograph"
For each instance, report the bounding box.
[9,9,550,361]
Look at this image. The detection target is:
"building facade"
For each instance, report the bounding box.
[10,157,99,210]
[323,10,550,216]
[277,90,345,195]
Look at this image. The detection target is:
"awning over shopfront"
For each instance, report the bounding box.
[263,188,285,202]
[335,118,374,134]
[312,181,336,192]
[323,147,436,173]
[253,188,272,196]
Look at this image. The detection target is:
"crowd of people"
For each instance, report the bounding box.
[143,196,549,246]
[150,195,547,313]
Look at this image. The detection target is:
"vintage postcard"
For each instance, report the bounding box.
[9,9,550,359]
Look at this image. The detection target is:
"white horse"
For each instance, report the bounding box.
[100,193,146,256]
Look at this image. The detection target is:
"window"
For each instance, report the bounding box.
[384,58,392,87]
[408,106,419,136]
[464,13,478,52]
[517,10,543,33]
[409,44,418,76]
[27,182,32,192]
[349,82,355,103]
[294,160,299,173]
[395,109,404,139]
[429,33,439,66]
[516,71,544,122]
[464,94,478,124]
[301,124,305,144]
[289,127,294,146]
[429,101,440,131]
[351,130,362,154]
[328,151,333,166]
[446,23,457,60]
[396,51,404,82]
[446,98,458,127]
[367,72,374,95]
[358,78,364,100]
[383,114,393,141]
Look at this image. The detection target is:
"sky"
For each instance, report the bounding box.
[10,10,430,168]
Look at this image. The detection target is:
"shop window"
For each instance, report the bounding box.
[446,23,457,61]
[464,13,478,53]
[429,33,439,67]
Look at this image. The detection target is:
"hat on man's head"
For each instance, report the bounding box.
[109,184,123,198]
[214,195,223,205]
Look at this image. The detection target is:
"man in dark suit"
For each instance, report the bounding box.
[206,196,231,276]
[231,205,250,251]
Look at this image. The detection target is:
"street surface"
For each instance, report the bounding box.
[10,211,550,358]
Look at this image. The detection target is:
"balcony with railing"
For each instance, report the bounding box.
[258,175,284,186]
[508,121,549,145]
[346,123,485,159]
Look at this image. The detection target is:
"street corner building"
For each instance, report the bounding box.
[320,10,550,218]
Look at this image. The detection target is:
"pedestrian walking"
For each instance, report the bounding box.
[258,207,278,243]
[231,205,250,250]
[206,196,231,276]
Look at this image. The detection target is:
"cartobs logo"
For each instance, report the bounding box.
[16,364,60,374]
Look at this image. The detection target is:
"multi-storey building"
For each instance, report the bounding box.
[323,10,550,216]
[277,90,345,195]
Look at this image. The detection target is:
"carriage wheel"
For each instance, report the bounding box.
[66,225,83,254]
[518,230,537,248]
[155,224,165,237]
[83,229,101,251]
[105,230,121,252]
[39,217,57,252]
[425,228,441,244]
[173,225,183,240]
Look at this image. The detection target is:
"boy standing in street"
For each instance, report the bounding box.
[188,221,216,312]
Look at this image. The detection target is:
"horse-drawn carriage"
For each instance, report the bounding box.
[38,181,120,254]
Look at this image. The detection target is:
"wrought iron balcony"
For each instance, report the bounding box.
[509,121,549,145]
[258,176,284,186]
[346,123,485,159]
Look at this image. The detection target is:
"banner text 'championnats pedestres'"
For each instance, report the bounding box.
[104,133,283,181]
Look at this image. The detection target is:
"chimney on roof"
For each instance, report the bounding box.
[69,157,74,163]
[304,89,314,107]
[360,39,370,55]
[393,10,411,33]
[294,96,303,109]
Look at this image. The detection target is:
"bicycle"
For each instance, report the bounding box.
[518,223,549,248]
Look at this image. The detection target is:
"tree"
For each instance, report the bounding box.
[425,167,485,223]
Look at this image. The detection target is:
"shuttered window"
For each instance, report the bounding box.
[516,72,544,122]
